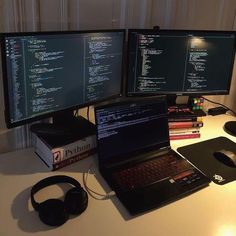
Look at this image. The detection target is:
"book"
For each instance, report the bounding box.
[168,116,203,122]
[168,106,205,122]
[168,121,203,129]
[36,146,97,170]
[170,132,201,140]
[169,128,200,135]
[34,134,97,170]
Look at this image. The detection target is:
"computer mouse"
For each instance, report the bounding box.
[213,150,236,168]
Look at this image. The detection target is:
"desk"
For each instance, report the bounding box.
[1,114,236,236]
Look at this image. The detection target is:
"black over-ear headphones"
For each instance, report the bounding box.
[31,175,88,226]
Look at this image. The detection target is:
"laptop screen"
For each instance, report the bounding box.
[95,97,170,165]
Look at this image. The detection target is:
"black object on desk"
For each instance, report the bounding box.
[177,136,236,185]
[224,121,236,137]
[31,116,96,145]
[31,175,88,226]
[208,107,228,116]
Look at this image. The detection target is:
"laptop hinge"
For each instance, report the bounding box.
[160,146,171,151]
[102,146,172,170]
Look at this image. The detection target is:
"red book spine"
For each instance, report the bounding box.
[170,133,201,140]
[168,121,203,129]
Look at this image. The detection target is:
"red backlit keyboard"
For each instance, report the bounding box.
[112,154,195,192]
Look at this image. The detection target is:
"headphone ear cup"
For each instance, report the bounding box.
[38,199,69,226]
[64,187,88,215]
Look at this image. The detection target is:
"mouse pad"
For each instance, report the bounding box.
[177,136,236,185]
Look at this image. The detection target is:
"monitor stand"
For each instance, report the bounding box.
[30,110,95,140]
[224,121,236,137]
[167,95,189,106]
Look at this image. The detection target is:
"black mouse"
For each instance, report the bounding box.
[213,149,236,168]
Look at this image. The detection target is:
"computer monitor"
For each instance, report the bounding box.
[0,30,125,134]
[126,29,236,99]
[127,29,236,136]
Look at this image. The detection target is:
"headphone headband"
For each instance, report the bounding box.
[31,175,81,210]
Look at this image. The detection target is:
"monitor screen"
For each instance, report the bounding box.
[127,29,236,96]
[95,97,169,165]
[0,30,125,128]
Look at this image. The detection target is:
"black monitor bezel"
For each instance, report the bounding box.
[126,29,236,97]
[0,29,126,128]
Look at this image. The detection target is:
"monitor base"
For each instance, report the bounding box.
[224,121,236,137]
[30,115,95,140]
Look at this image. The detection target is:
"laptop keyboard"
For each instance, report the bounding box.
[112,153,198,192]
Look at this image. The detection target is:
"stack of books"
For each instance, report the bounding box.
[168,106,204,140]
[32,117,97,170]
[34,133,97,170]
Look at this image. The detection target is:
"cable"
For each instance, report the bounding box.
[202,96,236,116]
[82,164,116,200]
[87,106,90,121]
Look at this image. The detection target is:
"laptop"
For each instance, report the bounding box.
[94,96,210,215]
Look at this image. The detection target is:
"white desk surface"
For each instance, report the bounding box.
[1,114,236,236]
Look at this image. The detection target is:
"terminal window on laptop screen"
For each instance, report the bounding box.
[95,97,170,165]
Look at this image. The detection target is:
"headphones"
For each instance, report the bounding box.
[31,175,88,226]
